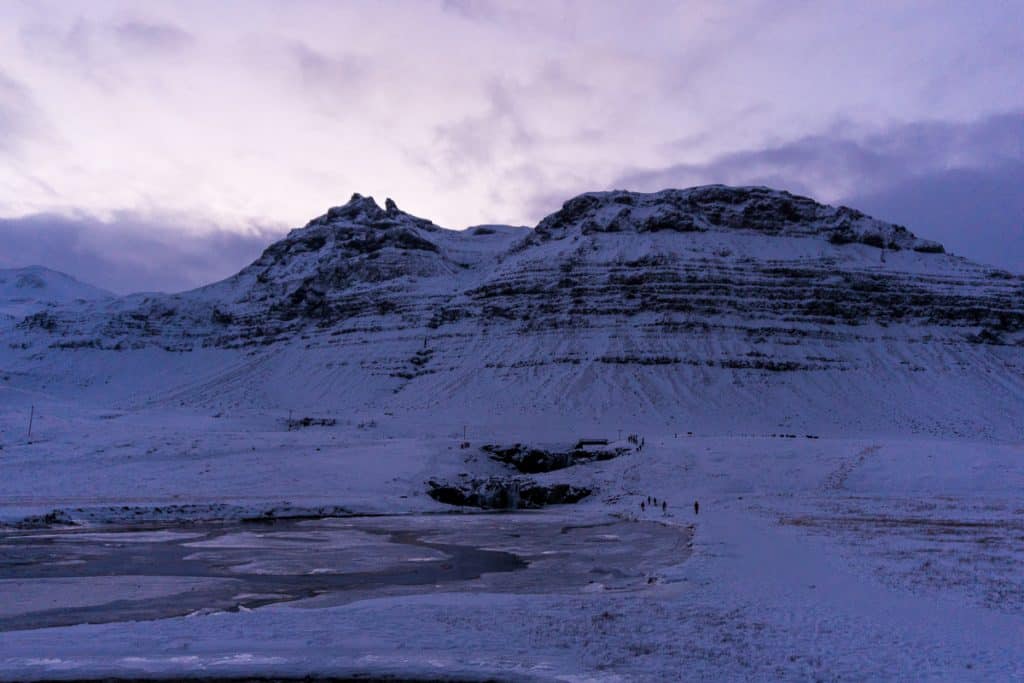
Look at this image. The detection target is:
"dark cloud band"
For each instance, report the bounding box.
[0,211,284,294]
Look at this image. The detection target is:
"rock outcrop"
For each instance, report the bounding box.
[426,477,592,509]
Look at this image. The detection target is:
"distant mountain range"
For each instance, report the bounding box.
[3,186,1022,438]
[0,265,112,320]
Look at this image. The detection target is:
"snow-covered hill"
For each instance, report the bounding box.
[4,186,1023,437]
[0,265,112,321]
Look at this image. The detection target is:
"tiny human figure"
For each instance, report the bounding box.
[652,497,657,505]
[640,501,645,511]
[694,500,700,515]
[662,501,667,513]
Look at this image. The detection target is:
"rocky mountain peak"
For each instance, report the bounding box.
[535,185,944,254]
[223,194,452,319]
[304,193,435,233]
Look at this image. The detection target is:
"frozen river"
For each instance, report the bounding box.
[0,513,691,632]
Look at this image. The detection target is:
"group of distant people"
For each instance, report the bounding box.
[639,495,666,513]
[639,495,698,515]
[627,434,698,515]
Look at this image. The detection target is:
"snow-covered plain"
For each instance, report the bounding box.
[1,400,1022,680]
[1,187,1023,680]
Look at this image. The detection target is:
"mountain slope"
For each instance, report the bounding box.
[4,186,1023,438]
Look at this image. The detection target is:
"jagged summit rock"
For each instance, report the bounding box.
[235,193,449,309]
[535,186,944,253]
[305,193,435,232]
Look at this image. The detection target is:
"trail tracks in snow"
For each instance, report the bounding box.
[823,444,881,491]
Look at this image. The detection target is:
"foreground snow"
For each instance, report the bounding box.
[1,398,1021,680]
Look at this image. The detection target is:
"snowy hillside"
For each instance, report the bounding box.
[4,186,1023,437]
[0,266,112,321]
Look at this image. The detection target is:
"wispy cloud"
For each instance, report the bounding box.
[112,20,194,55]
[0,70,48,156]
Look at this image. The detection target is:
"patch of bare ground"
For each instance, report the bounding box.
[781,507,1024,613]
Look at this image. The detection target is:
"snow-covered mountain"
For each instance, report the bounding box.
[0,265,112,321]
[5,186,1023,437]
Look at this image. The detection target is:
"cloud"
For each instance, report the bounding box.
[437,0,553,30]
[0,71,47,155]
[0,211,285,294]
[19,18,92,65]
[18,16,194,85]
[112,21,194,55]
[0,2,1021,252]
[846,161,1024,273]
[429,63,594,188]
[440,0,501,23]
[433,79,534,174]
[286,41,370,109]
[613,111,1024,201]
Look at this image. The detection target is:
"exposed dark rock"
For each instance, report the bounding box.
[286,416,337,430]
[211,308,234,325]
[641,209,701,233]
[860,233,884,248]
[482,443,629,474]
[18,311,59,331]
[534,186,945,253]
[426,477,591,509]
[11,509,77,529]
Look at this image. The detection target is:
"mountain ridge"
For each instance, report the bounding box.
[3,185,1023,438]
[11,185,1023,351]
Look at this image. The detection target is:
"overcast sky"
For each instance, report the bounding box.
[0,0,1021,292]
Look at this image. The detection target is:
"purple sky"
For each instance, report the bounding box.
[0,0,1021,292]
